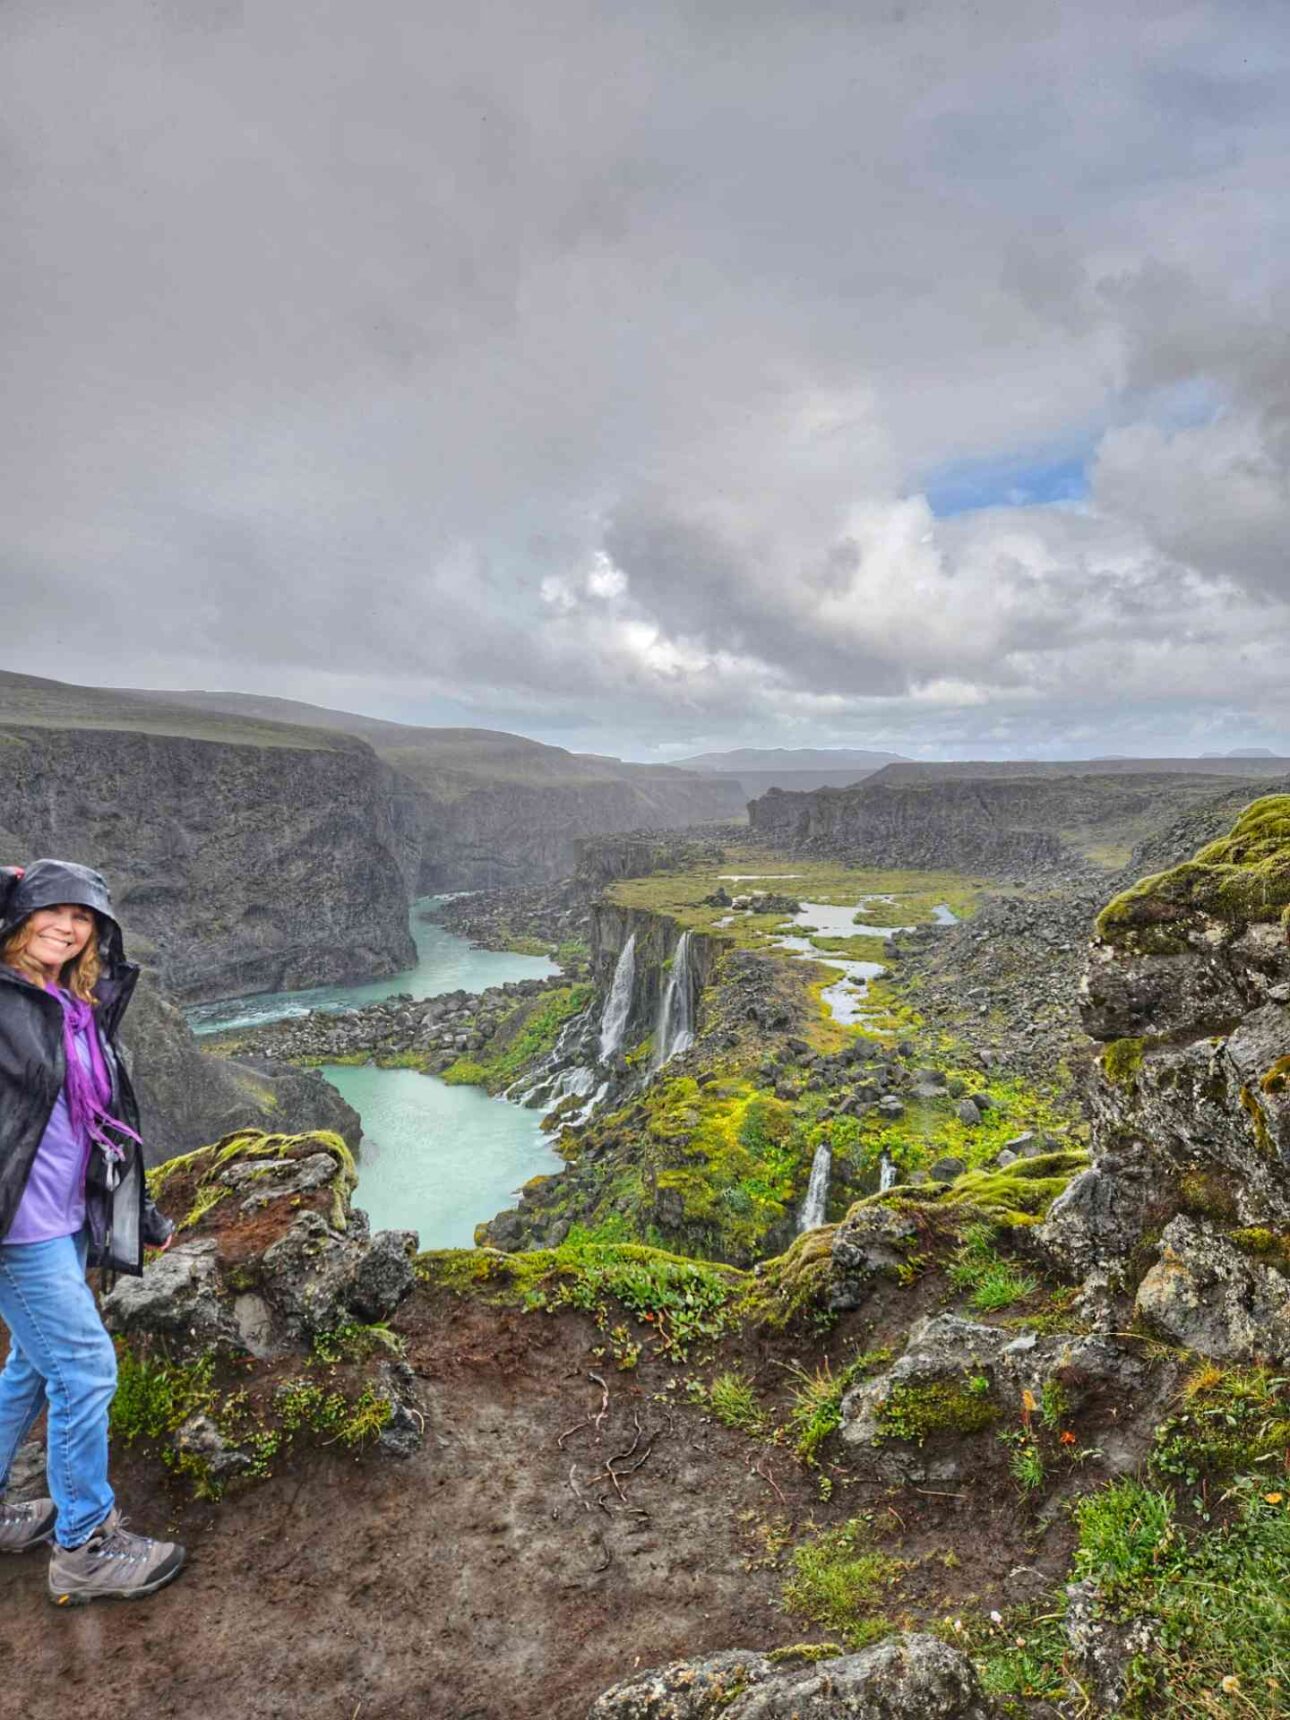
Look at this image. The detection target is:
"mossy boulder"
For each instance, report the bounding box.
[1084,795,1290,1043]
[108,1129,418,1357]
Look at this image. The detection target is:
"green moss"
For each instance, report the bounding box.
[765,1643,846,1666]
[1230,1227,1290,1270]
[440,984,593,1093]
[1239,1086,1275,1157]
[743,1226,836,1329]
[851,1150,1087,1234]
[417,1240,745,1361]
[1177,1167,1241,1223]
[781,1517,908,1650]
[1103,1037,1146,1087]
[873,1376,1000,1445]
[1260,1057,1290,1096]
[1096,793,1290,946]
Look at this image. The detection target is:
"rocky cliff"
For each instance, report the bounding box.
[748,766,1278,874]
[1040,793,1290,1358]
[143,688,749,888]
[0,682,418,1001]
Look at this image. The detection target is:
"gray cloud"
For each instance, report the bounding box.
[2,0,1288,759]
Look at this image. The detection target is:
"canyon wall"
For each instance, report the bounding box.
[748,768,1277,874]
[0,722,417,1002]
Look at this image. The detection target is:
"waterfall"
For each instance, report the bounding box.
[598,933,637,1062]
[879,1152,898,1192]
[798,1142,831,1231]
[653,930,695,1068]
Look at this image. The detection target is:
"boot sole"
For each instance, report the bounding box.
[49,1546,186,1606]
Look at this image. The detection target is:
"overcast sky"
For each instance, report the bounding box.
[3,0,1288,760]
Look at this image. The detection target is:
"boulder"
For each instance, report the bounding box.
[104,1237,238,1349]
[829,1204,919,1311]
[929,1156,967,1185]
[1134,1215,1290,1362]
[588,1637,992,1720]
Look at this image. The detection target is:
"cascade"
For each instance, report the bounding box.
[879,1152,898,1192]
[798,1141,832,1231]
[598,933,637,1061]
[653,930,695,1068]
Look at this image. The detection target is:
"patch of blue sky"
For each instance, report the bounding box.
[922,378,1224,519]
[922,447,1091,518]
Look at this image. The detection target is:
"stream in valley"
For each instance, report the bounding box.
[190,899,563,1248]
[187,887,957,1249]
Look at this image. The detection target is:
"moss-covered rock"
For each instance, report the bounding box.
[1095,794,1290,944]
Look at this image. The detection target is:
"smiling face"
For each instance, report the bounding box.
[20,903,97,984]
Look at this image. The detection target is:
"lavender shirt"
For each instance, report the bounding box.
[6,1015,94,1244]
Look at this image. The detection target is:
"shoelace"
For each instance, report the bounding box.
[88,1515,153,1565]
[0,1500,41,1524]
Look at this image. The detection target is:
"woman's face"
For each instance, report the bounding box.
[24,904,96,980]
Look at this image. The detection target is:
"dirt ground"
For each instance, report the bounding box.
[0,1286,1075,1720]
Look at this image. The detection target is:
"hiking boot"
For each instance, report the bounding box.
[48,1508,185,1605]
[0,1495,56,1553]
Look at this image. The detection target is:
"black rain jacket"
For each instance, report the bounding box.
[0,859,170,1275]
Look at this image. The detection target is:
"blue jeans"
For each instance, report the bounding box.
[0,1230,116,1547]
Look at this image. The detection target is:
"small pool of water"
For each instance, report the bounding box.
[188,896,558,1035]
[326,1064,559,1249]
[768,894,956,1023]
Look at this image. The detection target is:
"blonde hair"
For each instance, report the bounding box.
[1,915,101,1002]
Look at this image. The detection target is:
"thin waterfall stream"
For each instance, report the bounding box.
[598,933,636,1061]
[797,1141,832,1231]
[653,929,695,1067]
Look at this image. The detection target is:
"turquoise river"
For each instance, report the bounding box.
[190,899,563,1249]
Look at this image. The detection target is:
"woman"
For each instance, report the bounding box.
[0,858,185,1604]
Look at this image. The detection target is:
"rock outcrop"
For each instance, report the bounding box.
[100,1128,423,1480]
[0,711,417,1001]
[588,1635,994,1720]
[1039,794,1290,1359]
[748,765,1281,877]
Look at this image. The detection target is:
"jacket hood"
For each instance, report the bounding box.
[0,858,127,966]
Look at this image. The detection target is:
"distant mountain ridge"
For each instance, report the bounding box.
[674,746,908,773]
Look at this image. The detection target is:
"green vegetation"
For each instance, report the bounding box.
[1151,1364,1290,1497]
[825,1064,1080,1188]
[110,1335,394,1499]
[974,1461,1290,1716]
[872,1376,1000,1446]
[1096,794,1290,946]
[543,1074,812,1263]
[441,984,593,1091]
[689,1369,771,1436]
[784,1351,891,1464]
[853,1150,1087,1231]
[781,1517,908,1649]
[608,847,983,952]
[1103,1037,1147,1086]
[948,1223,1040,1312]
[417,1239,745,1361]
[1073,1478,1290,1716]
